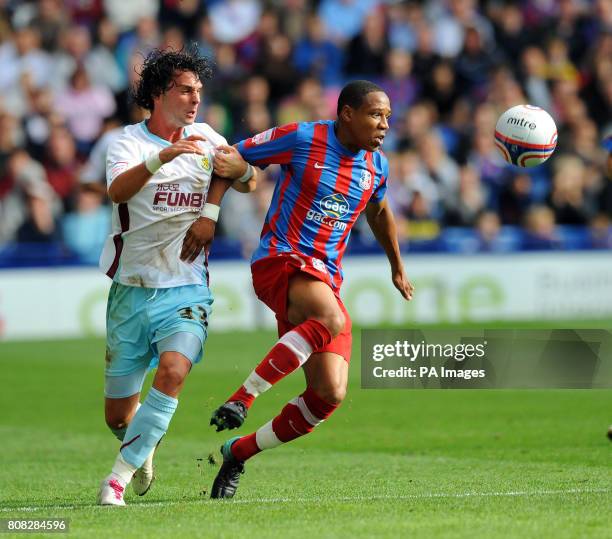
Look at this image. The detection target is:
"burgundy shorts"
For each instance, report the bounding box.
[251,252,352,363]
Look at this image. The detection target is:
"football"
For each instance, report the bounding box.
[494,104,558,167]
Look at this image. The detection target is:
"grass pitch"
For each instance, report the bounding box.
[0,330,611,538]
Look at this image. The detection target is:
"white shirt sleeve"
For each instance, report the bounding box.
[106,134,143,186]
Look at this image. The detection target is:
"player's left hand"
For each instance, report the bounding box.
[392,267,414,301]
[181,217,216,263]
[214,145,248,179]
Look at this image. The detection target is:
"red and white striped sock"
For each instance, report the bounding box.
[228,319,332,408]
[230,386,339,461]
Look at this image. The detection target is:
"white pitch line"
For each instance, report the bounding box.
[1,487,609,513]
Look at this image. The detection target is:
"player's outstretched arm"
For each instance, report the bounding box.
[366,198,414,301]
[108,135,206,203]
[213,144,257,193]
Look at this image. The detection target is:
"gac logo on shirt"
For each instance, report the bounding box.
[320,193,349,219]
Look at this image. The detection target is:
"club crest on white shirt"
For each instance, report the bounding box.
[359,170,372,190]
[199,154,212,172]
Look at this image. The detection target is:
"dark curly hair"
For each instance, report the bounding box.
[132,46,214,111]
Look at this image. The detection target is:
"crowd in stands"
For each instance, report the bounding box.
[0,0,611,266]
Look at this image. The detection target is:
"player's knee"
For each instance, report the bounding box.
[316,309,345,337]
[315,383,346,405]
[155,362,188,393]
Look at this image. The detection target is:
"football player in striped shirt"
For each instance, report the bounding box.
[209,80,414,498]
[96,47,255,506]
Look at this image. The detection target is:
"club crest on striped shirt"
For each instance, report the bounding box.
[311,257,327,273]
[359,170,372,190]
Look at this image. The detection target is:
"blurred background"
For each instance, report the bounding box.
[0,0,611,340]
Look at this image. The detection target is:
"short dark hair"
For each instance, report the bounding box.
[337,80,385,116]
[133,46,213,111]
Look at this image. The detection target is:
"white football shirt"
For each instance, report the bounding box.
[99,121,227,288]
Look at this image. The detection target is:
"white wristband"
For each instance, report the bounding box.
[201,203,220,222]
[237,163,254,183]
[145,152,162,174]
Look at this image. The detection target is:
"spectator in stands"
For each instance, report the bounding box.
[454,25,501,100]
[499,173,533,225]
[54,63,116,153]
[395,101,435,151]
[600,131,612,217]
[0,25,53,93]
[43,126,82,211]
[255,33,300,104]
[318,0,379,43]
[411,23,441,83]
[277,77,324,125]
[489,2,532,71]
[103,0,159,34]
[523,205,561,250]
[468,128,506,206]
[386,1,421,52]
[88,18,126,94]
[547,155,595,225]
[62,185,110,264]
[115,16,160,76]
[589,214,612,249]
[520,46,553,111]
[293,14,343,87]
[422,60,460,122]
[29,0,69,53]
[22,85,56,161]
[6,149,62,245]
[208,0,261,45]
[417,131,459,212]
[79,115,123,195]
[444,165,485,227]
[378,49,419,126]
[345,6,388,77]
[474,210,506,252]
[429,0,494,58]
[158,0,205,41]
[387,150,440,239]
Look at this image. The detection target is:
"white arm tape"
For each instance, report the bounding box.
[145,152,162,174]
[237,163,254,183]
[201,203,220,222]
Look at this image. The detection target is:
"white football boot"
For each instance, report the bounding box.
[98,475,126,506]
[132,448,155,496]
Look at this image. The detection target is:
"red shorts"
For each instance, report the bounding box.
[251,252,352,363]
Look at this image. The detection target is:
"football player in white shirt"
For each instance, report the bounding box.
[97,47,255,506]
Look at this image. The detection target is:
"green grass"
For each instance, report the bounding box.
[0,330,611,538]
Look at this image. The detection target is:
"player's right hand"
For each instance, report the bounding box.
[159,135,206,163]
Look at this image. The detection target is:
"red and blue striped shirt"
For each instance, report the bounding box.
[237,120,389,289]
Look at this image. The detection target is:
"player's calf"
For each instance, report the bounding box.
[230,386,340,464]
[218,319,333,416]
